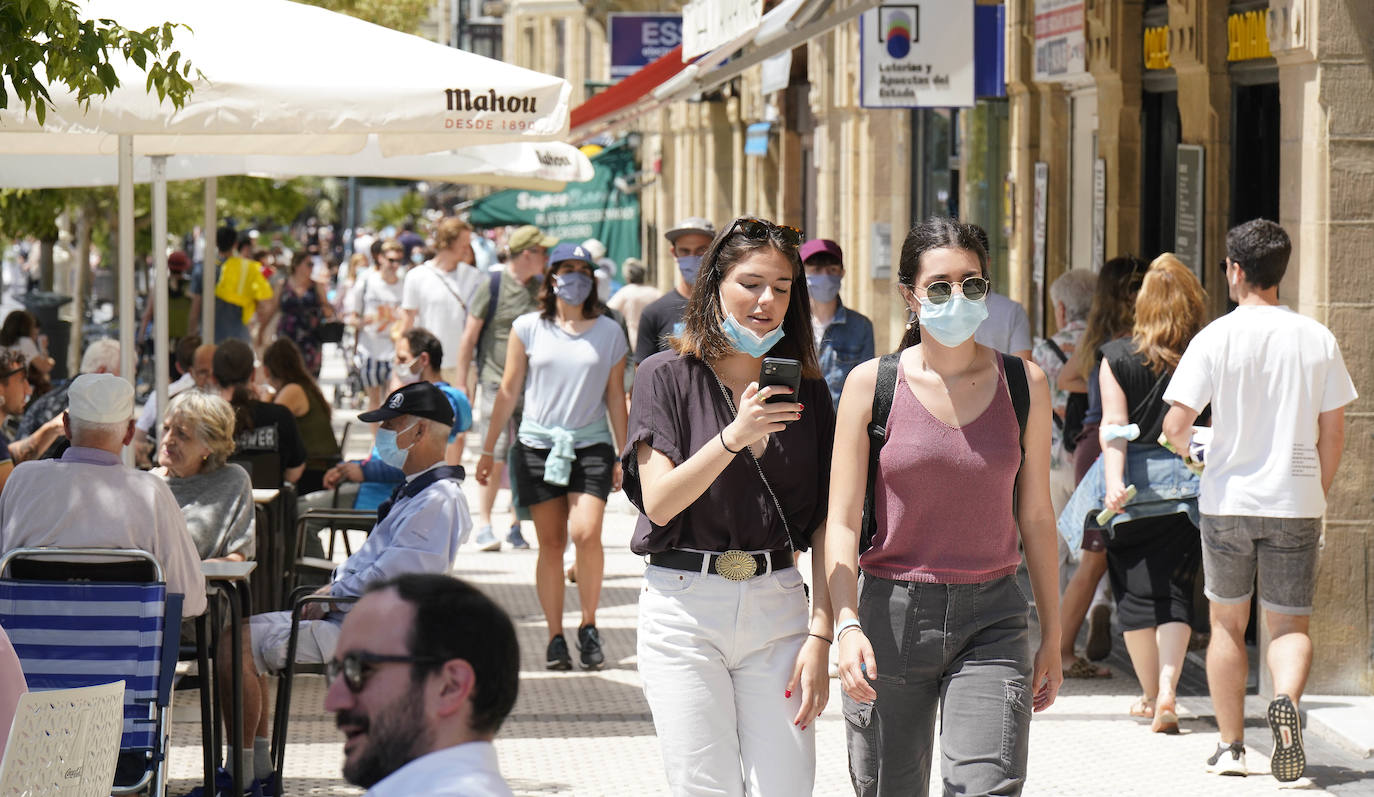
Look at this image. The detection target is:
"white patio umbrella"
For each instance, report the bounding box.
[0,0,574,447]
[0,140,595,192]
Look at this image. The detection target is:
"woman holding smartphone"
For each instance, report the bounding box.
[623,217,835,796]
[824,218,1062,795]
[474,242,628,672]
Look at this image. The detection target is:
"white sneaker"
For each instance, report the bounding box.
[1206,741,1247,776]
[473,525,502,551]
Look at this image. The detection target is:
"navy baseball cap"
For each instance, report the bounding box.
[358,382,454,426]
[549,242,594,266]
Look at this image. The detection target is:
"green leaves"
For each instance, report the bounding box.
[0,0,203,124]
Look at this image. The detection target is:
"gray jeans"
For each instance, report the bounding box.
[843,574,1033,796]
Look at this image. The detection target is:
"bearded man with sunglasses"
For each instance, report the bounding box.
[324,573,518,796]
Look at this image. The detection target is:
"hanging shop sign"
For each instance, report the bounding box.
[974,4,1006,98]
[1144,25,1172,70]
[1227,10,1272,62]
[1175,145,1205,276]
[609,14,682,82]
[1032,0,1086,82]
[745,122,773,157]
[761,50,792,95]
[860,2,975,109]
[1033,162,1048,286]
[872,221,893,280]
[469,143,641,270]
[683,0,761,60]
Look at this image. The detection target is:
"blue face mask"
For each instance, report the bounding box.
[806,273,841,303]
[553,271,594,305]
[676,255,702,285]
[721,311,785,358]
[374,420,418,470]
[916,294,989,347]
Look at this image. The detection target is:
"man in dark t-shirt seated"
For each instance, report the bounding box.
[634,217,715,366]
[211,339,308,487]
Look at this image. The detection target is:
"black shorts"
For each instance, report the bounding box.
[511,441,616,506]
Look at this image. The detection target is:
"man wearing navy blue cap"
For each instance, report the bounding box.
[210,381,474,794]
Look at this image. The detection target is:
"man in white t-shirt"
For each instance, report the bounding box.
[1162,219,1357,782]
[399,218,483,387]
[966,224,1032,359]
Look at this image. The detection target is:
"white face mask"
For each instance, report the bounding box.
[392,357,423,384]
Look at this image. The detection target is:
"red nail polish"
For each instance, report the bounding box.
[784,690,792,698]
[801,725,807,730]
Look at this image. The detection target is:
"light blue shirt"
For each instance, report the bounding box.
[329,475,471,603]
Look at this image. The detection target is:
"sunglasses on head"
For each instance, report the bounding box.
[325,651,444,693]
[723,217,805,249]
[916,276,990,304]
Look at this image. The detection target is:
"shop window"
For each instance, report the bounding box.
[1230,82,1279,228]
[1140,90,1180,259]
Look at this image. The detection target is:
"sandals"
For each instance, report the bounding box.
[1128,696,1155,718]
[1152,705,1180,734]
[1063,656,1112,679]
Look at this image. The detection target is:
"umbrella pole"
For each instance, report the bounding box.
[152,156,170,442]
[203,177,217,342]
[118,136,136,466]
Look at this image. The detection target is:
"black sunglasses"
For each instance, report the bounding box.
[325,651,445,693]
[723,217,804,248]
[917,276,991,305]
[0,364,25,380]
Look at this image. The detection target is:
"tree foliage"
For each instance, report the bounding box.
[299,0,433,35]
[370,191,426,230]
[0,0,198,125]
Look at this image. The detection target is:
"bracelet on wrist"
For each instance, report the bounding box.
[480,450,496,457]
[835,619,863,641]
[719,429,744,455]
[807,633,832,645]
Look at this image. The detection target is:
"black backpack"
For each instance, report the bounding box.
[1043,338,1088,452]
[859,351,1031,553]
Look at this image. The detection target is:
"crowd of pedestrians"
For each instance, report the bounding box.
[0,207,1355,797]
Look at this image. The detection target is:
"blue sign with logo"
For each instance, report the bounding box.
[609,13,682,81]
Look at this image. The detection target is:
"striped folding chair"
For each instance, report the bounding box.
[0,548,184,797]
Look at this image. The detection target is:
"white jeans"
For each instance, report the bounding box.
[637,563,813,797]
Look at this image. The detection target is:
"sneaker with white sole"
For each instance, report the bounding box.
[473,525,502,551]
[1268,694,1305,782]
[506,524,530,549]
[1206,741,1247,776]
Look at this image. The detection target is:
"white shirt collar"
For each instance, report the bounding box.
[363,741,511,797]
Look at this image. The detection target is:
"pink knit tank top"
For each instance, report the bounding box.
[859,355,1022,583]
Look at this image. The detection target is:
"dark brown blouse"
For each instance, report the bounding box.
[622,351,835,554]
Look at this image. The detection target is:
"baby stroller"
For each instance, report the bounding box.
[331,320,367,410]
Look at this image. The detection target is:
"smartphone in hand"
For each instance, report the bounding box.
[759,357,802,411]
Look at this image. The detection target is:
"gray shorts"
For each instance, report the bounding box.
[478,380,520,462]
[1200,514,1321,615]
[249,611,343,674]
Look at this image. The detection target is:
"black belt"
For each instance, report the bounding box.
[649,549,793,581]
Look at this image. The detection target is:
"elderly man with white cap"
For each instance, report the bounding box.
[634,216,716,365]
[0,373,206,618]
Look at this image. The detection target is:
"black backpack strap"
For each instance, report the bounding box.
[859,353,902,553]
[476,269,502,362]
[1001,352,1030,451]
[1044,337,1068,364]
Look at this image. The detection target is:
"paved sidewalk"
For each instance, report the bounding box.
[163,477,1374,796]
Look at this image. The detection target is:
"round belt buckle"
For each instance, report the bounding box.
[716,550,758,581]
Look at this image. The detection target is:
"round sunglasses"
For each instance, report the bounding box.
[915,276,991,304]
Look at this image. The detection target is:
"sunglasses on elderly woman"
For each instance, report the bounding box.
[723,217,805,248]
[917,276,991,304]
[325,651,445,693]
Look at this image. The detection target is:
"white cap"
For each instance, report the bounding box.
[581,238,607,261]
[67,373,134,424]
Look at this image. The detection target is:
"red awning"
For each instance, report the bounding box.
[570,45,689,135]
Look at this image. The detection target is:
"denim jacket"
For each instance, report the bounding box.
[1057,443,1201,550]
[816,302,875,408]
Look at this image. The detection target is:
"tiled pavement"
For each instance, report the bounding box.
[163,481,1374,796]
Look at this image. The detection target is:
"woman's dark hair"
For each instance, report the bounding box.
[1067,254,1149,379]
[402,327,444,373]
[896,218,990,350]
[538,259,603,321]
[212,338,258,435]
[670,218,820,379]
[0,310,37,347]
[366,573,519,735]
[289,251,313,275]
[262,338,331,421]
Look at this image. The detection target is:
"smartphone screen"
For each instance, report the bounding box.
[759,357,802,405]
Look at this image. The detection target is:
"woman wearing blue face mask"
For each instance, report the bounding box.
[823,217,1063,795]
[622,217,836,796]
[474,242,629,672]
